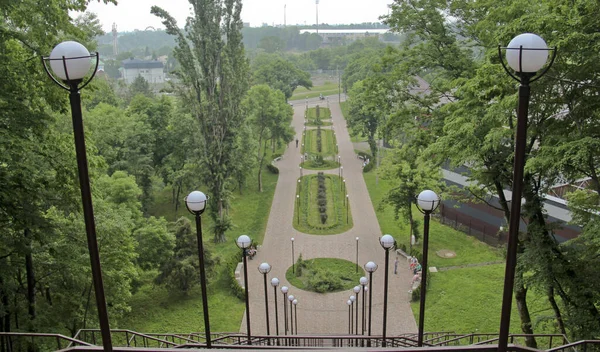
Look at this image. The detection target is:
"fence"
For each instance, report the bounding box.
[439,204,507,247]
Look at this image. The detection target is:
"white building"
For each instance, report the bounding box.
[122,59,165,84]
[299,29,390,44]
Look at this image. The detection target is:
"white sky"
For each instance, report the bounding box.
[83,0,394,33]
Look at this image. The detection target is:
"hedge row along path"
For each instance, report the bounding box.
[241,96,417,336]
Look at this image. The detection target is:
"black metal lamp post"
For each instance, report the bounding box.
[291,237,295,273]
[355,237,359,273]
[292,299,298,334]
[185,191,212,348]
[281,286,289,335]
[347,300,352,334]
[296,195,300,224]
[379,235,395,347]
[353,286,360,335]
[364,261,378,346]
[271,278,280,337]
[236,235,253,345]
[497,33,555,352]
[349,295,355,337]
[360,276,368,335]
[258,262,272,340]
[288,295,295,335]
[42,41,111,351]
[346,195,349,224]
[415,190,441,347]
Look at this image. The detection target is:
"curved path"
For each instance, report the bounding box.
[240,98,417,336]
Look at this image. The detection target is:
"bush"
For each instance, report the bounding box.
[266,163,279,174]
[271,153,283,160]
[363,162,374,173]
[357,151,373,160]
[320,213,328,224]
[411,285,421,302]
[308,269,344,293]
[227,252,246,301]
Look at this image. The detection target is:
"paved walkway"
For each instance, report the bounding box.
[239,99,417,336]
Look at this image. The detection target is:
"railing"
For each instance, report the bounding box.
[546,340,600,352]
[70,329,180,348]
[0,332,92,351]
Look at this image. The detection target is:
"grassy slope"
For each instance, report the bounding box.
[291,83,339,100]
[285,258,364,293]
[122,160,280,333]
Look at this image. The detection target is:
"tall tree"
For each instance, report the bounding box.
[252,53,312,101]
[244,84,294,191]
[152,0,250,243]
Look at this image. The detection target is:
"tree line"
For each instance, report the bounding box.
[345,0,600,344]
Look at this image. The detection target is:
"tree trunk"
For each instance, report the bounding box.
[548,286,566,336]
[514,279,537,348]
[24,228,36,322]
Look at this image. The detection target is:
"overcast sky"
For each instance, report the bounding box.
[83,0,394,32]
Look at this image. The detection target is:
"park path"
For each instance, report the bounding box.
[239,98,417,336]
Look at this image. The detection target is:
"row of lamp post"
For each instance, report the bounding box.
[43,31,553,351]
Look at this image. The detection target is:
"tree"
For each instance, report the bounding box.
[244,85,294,191]
[252,53,312,101]
[258,36,285,53]
[152,0,250,243]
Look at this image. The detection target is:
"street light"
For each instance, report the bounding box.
[415,190,441,347]
[343,179,346,198]
[379,234,395,347]
[258,263,272,339]
[355,237,359,273]
[42,41,112,351]
[299,166,303,177]
[236,235,253,345]
[271,278,280,338]
[291,237,295,273]
[341,166,344,178]
[364,261,378,345]
[185,191,212,348]
[298,179,301,194]
[353,286,361,335]
[288,295,295,336]
[293,299,298,335]
[346,195,349,224]
[497,33,555,352]
[281,286,289,335]
[349,295,356,338]
[347,300,352,334]
[360,276,368,335]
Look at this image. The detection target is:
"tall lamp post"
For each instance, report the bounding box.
[291,237,295,273]
[347,300,352,334]
[353,286,360,335]
[346,195,349,224]
[415,190,441,347]
[258,263,272,339]
[236,235,253,345]
[42,41,112,351]
[281,286,289,335]
[349,295,356,337]
[288,295,295,335]
[497,33,555,352]
[360,276,368,335]
[185,191,212,348]
[293,299,298,334]
[379,234,395,347]
[271,278,280,338]
[364,261,378,346]
[296,195,300,224]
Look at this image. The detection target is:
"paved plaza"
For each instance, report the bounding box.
[239,98,417,336]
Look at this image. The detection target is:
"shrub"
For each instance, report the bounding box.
[320,213,328,224]
[271,153,283,160]
[266,163,279,174]
[308,269,344,293]
[363,162,374,173]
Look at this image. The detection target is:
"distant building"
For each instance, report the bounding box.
[122,58,165,84]
[299,28,390,45]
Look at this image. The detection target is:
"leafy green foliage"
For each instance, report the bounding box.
[285,258,364,293]
[252,53,313,100]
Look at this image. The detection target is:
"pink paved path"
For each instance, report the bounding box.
[239,99,417,336]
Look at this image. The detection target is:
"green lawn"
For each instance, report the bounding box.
[293,174,353,235]
[306,106,332,119]
[412,264,558,340]
[302,128,337,156]
[286,258,364,293]
[363,171,502,268]
[291,83,340,100]
[125,154,281,333]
